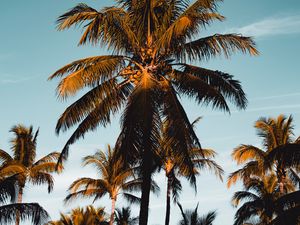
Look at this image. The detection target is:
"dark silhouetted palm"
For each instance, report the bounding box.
[115,207,139,225]
[177,203,216,225]
[159,118,223,225]
[228,115,300,193]
[0,170,49,225]
[50,1,257,224]
[232,174,295,225]
[47,205,108,225]
[64,145,159,225]
[0,124,61,225]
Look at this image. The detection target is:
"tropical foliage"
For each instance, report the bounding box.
[49,1,257,224]
[64,145,159,225]
[228,115,300,193]
[115,207,139,225]
[177,203,217,225]
[47,205,109,225]
[0,125,60,225]
[158,117,223,225]
[0,168,49,225]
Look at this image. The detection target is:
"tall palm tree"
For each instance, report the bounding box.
[64,145,159,225]
[0,124,61,225]
[115,207,139,225]
[47,205,108,225]
[232,174,295,225]
[0,168,49,225]
[159,118,223,225]
[228,115,300,193]
[49,1,258,224]
[177,203,217,225]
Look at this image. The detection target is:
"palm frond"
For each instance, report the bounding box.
[0,203,49,225]
[227,161,262,188]
[267,144,300,168]
[231,145,266,165]
[49,56,125,98]
[172,70,230,112]
[0,176,17,204]
[178,64,247,109]
[29,171,54,193]
[176,34,258,61]
[231,191,259,207]
[122,193,141,205]
[0,149,13,165]
[56,82,132,166]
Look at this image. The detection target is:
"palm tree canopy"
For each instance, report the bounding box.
[232,174,296,225]
[0,124,62,192]
[49,0,258,167]
[47,205,108,225]
[228,115,300,187]
[115,207,139,225]
[177,203,216,225]
[0,203,49,225]
[64,145,159,204]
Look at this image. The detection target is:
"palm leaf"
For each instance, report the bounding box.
[176,34,258,61]
[0,203,49,225]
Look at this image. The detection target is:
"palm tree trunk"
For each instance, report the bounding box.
[15,186,23,225]
[277,167,286,194]
[139,151,152,225]
[164,174,172,225]
[110,197,116,225]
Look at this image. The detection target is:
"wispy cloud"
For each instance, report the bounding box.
[228,15,300,38]
[0,74,39,85]
[250,92,300,101]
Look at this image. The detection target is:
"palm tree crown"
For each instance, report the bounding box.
[177,203,217,225]
[47,205,108,225]
[50,1,258,224]
[115,207,139,225]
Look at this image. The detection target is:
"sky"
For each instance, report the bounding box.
[0,0,300,224]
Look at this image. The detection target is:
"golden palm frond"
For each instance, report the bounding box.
[231,145,266,165]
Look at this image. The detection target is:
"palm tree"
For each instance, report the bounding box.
[0,124,62,225]
[64,145,159,225]
[232,174,295,225]
[49,1,258,224]
[228,115,300,193]
[0,168,49,225]
[159,118,223,225]
[115,207,139,225]
[47,205,108,225]
[177,203,217,225]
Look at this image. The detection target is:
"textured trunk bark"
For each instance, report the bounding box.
[164,174,172,225]
[16,187,23,225]
[110,198,116,225]
[139,151,152,225]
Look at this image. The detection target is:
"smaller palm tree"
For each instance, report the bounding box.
[228,115,300,194]
[115,207,139,225]
[64,145,159,225]
[177,203,217,225]
[159,117,223,225]
[47,205,108,225]
[0,124,61,225]
[232,174,295,225]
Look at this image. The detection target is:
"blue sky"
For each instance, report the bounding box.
[0,0,300,224]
